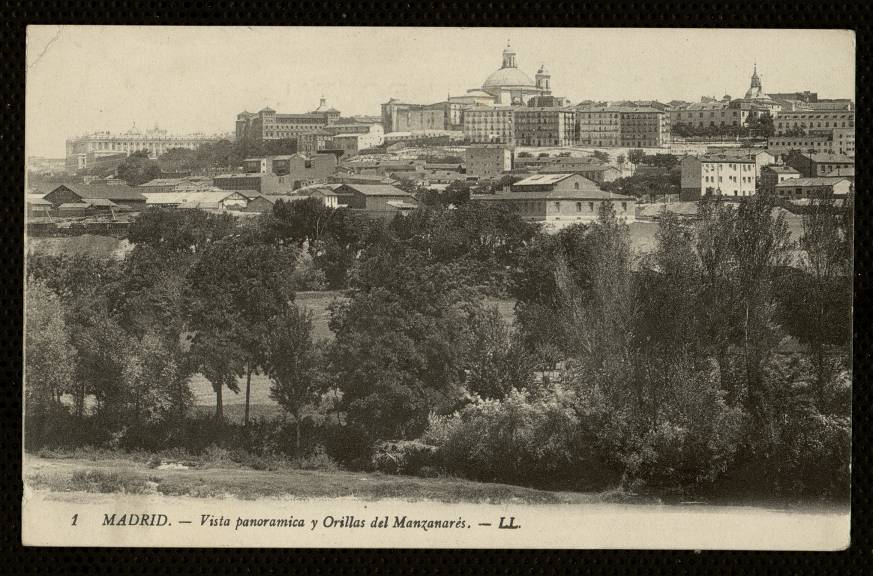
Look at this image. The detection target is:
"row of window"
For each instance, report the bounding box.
[704,175,754,184]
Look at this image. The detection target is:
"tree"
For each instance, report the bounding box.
[616,153,627,168]
[117,150,161,185]
[330,248,479,442]
[75,315,130,426]
[464,306,534,399]
[157,147,198,174]
[187,234,298,421]
[129,208,237,254]
[729,195,792,424]
[593,150,610,163]
[627,149,645,165]
[265,306,319,454]
[797,192,851,388]
[25,280,76,414]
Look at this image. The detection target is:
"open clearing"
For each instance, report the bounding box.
[24,455,605,504]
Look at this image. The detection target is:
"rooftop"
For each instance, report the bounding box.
[765,165,801,174]
[45,183,146,201]
[802,152,855,163]
[338,184,414,197]
[473,189,634,201]
[775,177,852,187]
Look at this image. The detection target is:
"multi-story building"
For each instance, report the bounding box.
[513,108,576,147]
[619,107,671,147]
[832,128,855,157]
[465,145,512,179]
[784,151,855,178]
[235,98,340,144]
[767,129,855,158]
[242,153,337,181]
[463,106,515,144]
[320,122,385,156]
[773,111,855,135]
[380,99,446,133]
[297,130,334,154]
[768,135,837,157]
[65,125,222,172]
[471,173,636,231]
[760,165,801,196]
[575,105,622,147]
[680,152,758,199]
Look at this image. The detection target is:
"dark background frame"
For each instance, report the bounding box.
[3,1,870,573]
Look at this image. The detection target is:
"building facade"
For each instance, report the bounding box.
[619,107,671,147]
[773,111,855,135]
[463,107,516,144]
[575,106,622,147]
[472,173,635,231]
[465,145,513,179]
[784,151,855,178]
[774,177,853,199]
[513,108,576,147]
[759,165,801,196]
[680,153,758,199]
[65,125,222,172]
[235,98,340,144]
[380,100,447,133]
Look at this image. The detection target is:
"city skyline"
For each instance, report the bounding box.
[26,26,855,157]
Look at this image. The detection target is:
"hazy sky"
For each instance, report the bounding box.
[26,26,855,157]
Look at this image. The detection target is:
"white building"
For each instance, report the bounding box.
[680,152,758,199]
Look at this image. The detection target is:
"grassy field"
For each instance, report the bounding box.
[24,454,610,504]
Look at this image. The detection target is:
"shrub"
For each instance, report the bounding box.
[423,385,608,489]
[294,445,338,471]
[371,440,439,475]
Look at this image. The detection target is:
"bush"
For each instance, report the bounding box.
[423,385,609,489]
[371,440,439,475]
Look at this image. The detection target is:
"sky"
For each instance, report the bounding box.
[26,26,855,158]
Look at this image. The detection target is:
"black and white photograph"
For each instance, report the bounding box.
[22,26,853,549]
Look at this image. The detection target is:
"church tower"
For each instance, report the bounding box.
[535,64,551,93]
[501,41,517,69]
[745,63,764,99]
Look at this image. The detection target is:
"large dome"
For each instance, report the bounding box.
[483,67,536,89]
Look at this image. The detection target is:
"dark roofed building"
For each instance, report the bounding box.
[334,183,419,218]
[42,183,147,208]
[785,151,855,178]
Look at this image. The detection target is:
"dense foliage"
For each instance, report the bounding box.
[25,190,851,500]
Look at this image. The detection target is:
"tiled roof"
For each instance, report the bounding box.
[698,152,757,163]
[139,178,184,187]
[804,153,855,163]
[473,189,635,201]
[47,183,146,201]
[338,184,414,197]
[513,173,576,186]
[775,177,852,187]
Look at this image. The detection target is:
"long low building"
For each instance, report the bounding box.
[471,173,635,231]
[774,177,853,200]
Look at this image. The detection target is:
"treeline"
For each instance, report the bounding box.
[25,193,851,499]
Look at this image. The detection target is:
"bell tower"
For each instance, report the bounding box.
[501,40,517,69]
[535,64,551,93]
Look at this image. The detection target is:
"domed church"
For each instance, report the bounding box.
[460,42,552,106]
